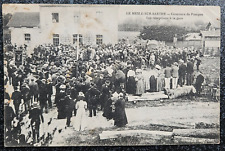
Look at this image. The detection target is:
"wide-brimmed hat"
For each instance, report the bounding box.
[155,65,161,70]
[59,85,66,89]
[136,69,142,73]
[33,102,39,108]
[78,92,85,97]
[174,62,178,66]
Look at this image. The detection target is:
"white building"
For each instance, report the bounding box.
[7,5,119,52]
[200,28,220,56]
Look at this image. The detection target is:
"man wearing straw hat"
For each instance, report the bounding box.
[29,102,44,144]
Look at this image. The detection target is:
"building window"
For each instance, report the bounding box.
[52,13,59,23]
[73,34,83,44]
[96,35,103,45]
[24,33,31,41]
[53,34,59,46]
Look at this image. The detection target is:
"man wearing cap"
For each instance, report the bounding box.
[29,102,44,144]
[11,87,22,118]
[39,79,48,113]
[64,90,74,127]
[57,85,67,119]
[29,78,39,103]
[86,83,100,117]
[21,83,31,113]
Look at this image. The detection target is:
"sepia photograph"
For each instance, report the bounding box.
[3,4,220,146]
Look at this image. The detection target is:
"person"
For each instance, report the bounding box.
[164,64,172,90]
[46,78,53,108]
[100,80,111,110]
[114,93,128,127]
[29,102,44,144]
[156,65,164,92]
[142,65,150,92]
[75,92,87,131]
[11,87,22,118]
[86,83,100,117]
[171,62,179,89]
[186,59,194,86]
[12,71,19,88]
[135,69,145,96]
[178,60,186,87]
[196,57,201,71]
[4,88,10,101]
[103,94,114,120]
[21,83,31,113]
[194,71,204,96]
[39,79,48,113]
[5,100,16,143]
[57,85,67,119]
[64,90,74,127]
[126,66,136,94]
[29,78,39,103]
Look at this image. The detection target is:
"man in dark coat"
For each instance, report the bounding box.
[57,85,67,119]
[64,91,74,127]
[21,83,31,113]
[46,78,53,108]
[99,80,111,110]
[5,100,16,142]
[196,57,201,71]
[194,72,204,96]
[11,87,22,118]
[86,83,100,117]
[29,102,44,144]
[178,60,186,87]
[186,59,194,86]
[39,79,48,113]
[29,79,39,103]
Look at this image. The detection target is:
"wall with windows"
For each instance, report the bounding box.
[39,5,119,45]
[10,27,41,55]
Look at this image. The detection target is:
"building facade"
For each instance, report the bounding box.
[7,5,119,53]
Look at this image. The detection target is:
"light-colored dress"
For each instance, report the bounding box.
[74,100,87,131]
[136,74,145,95]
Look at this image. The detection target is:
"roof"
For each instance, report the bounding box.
[185,33,201,41]
[200,29,220,37]
[7,12,40,28]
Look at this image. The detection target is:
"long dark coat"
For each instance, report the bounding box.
[114,98,128,127]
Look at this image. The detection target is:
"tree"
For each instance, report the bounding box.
[139,25,189,42]
[3,13,12,27]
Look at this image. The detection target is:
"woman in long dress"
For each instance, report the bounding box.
[74,92,87,131]
[135,69,145,96]
[114,93,128,127]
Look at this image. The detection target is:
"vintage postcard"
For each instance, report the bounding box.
[3,4,220,146]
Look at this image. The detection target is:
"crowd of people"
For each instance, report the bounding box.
[4,41,205,146]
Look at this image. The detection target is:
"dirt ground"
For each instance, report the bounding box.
[47,96,219,146]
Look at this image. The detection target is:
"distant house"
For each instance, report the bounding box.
[7,5,119,52]
[200,28,220,56]
[7,12,40,52]
[184,33,201,41]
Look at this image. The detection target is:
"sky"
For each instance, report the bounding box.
[3,4,220,28]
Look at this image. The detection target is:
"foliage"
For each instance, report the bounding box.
[139,25,191,42]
